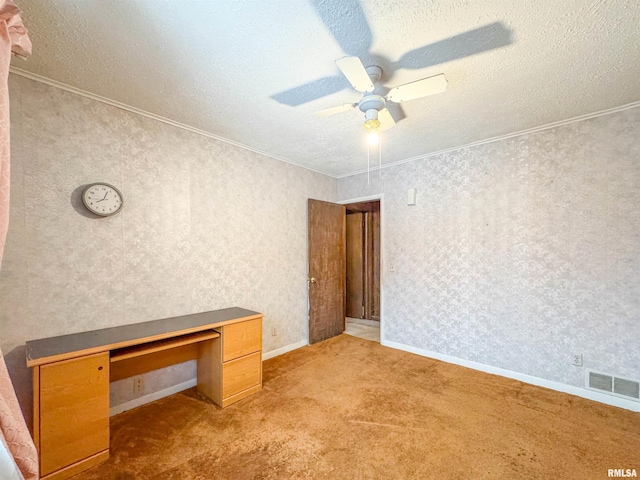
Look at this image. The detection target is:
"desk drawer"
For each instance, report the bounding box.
[223,319,262,361]
[222,351,261,399]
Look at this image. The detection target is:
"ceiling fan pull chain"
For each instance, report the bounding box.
[367,143,370,185]
[378,136,382,179]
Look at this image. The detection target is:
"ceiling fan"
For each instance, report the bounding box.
[313,55,448,137]
[271,0,512,120]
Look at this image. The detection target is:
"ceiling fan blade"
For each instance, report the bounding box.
[335,56,374,93]
[378,108,396,131]
[385,102,406,124]
[386,74,447,103]
[313,103,357,117]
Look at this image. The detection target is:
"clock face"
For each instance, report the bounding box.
[82,183,123,217]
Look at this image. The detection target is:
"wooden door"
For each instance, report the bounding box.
[346,212,364,318]
[308,199,346,344]
[39,352,109,476]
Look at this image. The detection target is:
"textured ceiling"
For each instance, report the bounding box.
[12,0,640,177]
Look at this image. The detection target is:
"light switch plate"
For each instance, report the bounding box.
[408,188,417,205]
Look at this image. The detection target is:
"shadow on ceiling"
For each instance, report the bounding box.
[271,0,513,108]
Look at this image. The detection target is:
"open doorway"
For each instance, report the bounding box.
[343,200,380,342]
[307,196,383,346]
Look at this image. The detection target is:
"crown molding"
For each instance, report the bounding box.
[337,100,640,179]
[11,67,639,181]
[9,67,332,179]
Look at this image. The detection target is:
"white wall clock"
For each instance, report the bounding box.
[81,183,124,217]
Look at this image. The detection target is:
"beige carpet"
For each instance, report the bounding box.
[80,334,639,479]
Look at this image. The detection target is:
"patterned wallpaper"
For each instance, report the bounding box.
[338,106,640,389]
[0,75,336,410]
[2,73,638,414]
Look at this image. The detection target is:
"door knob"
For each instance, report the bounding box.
[309,277,317,284]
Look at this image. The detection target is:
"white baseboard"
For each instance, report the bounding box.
[263,340,308,360]
[109,379,197,416]
[382,340,640,412]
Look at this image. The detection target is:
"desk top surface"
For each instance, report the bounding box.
[26,307,261,367]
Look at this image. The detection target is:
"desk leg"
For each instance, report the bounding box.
[32,366,40,455]
[197,337,222,405]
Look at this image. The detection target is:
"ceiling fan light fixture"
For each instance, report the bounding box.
[363,117,380,131]
[364,116,380,146]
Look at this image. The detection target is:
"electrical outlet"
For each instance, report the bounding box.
[271,326,277,336]
[572,353,583,366]
[133,376,144,394]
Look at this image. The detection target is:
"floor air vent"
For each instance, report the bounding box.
[586,370,640,401]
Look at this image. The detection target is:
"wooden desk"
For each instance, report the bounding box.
[26,307,263,480]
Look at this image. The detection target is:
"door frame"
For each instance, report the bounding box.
[338,194,385,343]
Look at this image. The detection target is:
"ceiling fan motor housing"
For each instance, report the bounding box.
[365,65,382,83]
[359,94,386,115]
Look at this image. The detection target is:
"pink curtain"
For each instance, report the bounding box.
[1,349,37,480]
[0,0,30,266]
[0,1,35,479]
